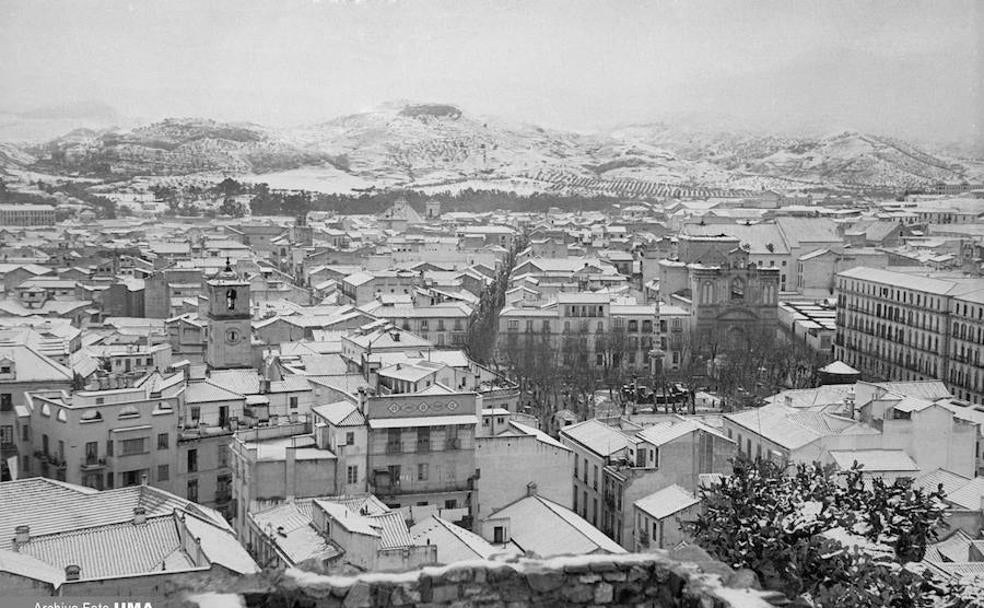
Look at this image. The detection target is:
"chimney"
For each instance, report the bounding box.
[133,506,147,525]
[526,482,538,497]
[845,387,856,419]
[65,565,81,582]
[14,525,29,548]
[784,394,792,408]
[141,473,149,486]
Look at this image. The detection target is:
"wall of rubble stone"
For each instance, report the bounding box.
[182,552,779,608]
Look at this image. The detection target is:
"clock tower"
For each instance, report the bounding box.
[204,259,252,370]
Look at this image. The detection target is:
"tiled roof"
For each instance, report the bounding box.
[251,503,339,565]
[370,512,414,549]
[311,401,365,426]
[915,469,972,497]
[20,516,186,580]
[0,479,228,552]
[945,478,984,510]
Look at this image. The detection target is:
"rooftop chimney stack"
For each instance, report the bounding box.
[133,506,147,525]
[14,525,29,548]
[527,482,538,497]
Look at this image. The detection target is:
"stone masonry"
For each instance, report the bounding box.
[180,551,784,608]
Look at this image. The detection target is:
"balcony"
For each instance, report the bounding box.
[81,458,107,471]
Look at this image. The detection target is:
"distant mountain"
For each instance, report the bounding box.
[608,121,984,189]
[27,117,337,176]
[3,102,982,191]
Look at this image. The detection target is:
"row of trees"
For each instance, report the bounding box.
[463,233,528,363]
[494,320,832,425]
[687,457,981,607]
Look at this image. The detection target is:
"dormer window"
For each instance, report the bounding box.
[0,358,14,380]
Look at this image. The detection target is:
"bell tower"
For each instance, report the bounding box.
[204,259,252,370]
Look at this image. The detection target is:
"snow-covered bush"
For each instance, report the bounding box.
[683,456,977,607]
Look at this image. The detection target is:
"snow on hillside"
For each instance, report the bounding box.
[2,103,981,194]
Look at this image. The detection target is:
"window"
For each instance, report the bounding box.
[158,464,169,481]
[574,457,579,478]
[347,465,358,484]
[218,444,228,468]
[190,406,200,422]
[593,465,598,490]
[417,427,431,451]
[84,441,98,464]
[0,425,12,445]
[157,433,169,450]
[289,396,299,410]
[493,526,505,543]
[120,437,147,456]
[121,469,144,487]
[444,499,458,509]
[187,449,198,473]
[387,428,402,453]
[0,394,11,412]
[106,439,113,456]
[187,479,199,502]
[418,463,429,481]
[345,432,355,445]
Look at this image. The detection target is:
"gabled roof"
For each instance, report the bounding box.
[488,494,626,557]
[251,502,339,565]
[410,516,501,562]
[0,479,253,583]
[311,400,365,426]
[636,419,732,447]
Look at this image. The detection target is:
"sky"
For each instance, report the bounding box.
[0,0,981,144]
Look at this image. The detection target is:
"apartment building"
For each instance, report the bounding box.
[723,381,977,479]
[0,203,56,226]
[835,267,984,403]
[360,298,471,348]
[498,293,659,374]
[341,269,423,305]
[363,390,480,524]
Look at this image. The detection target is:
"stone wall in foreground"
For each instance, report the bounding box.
[182,551,784,608]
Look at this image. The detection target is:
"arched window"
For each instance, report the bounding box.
[730,278,744,301]
[226,288,237,310]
